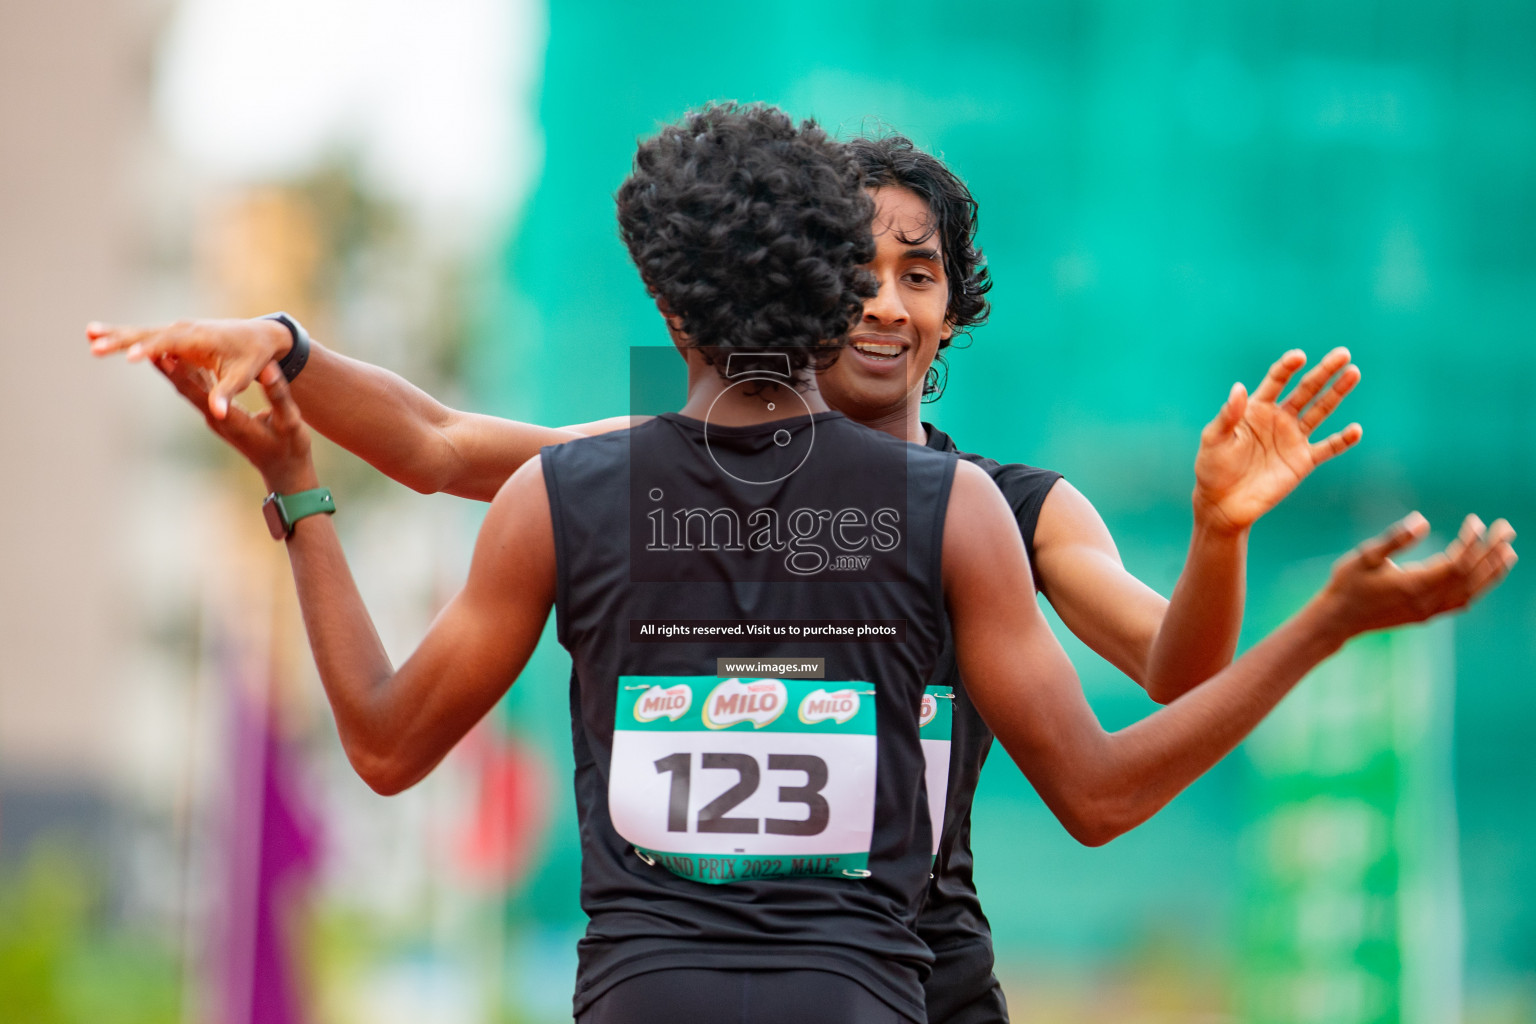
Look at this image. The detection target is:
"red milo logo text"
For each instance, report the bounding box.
[799,688,861,725]
[634,684,693,723]
[703,679,788,730]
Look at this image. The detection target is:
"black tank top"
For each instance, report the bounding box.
[917,424,1062,1023]
[542,411,957,1020]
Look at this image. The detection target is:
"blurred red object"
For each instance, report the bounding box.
[452,725,551,892]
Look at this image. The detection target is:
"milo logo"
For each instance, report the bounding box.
[634,684,693,723]
[799,688,861,726]
[703,679,787,730]
[919,692,938,728]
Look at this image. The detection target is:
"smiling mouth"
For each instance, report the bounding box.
[849,339,906,362]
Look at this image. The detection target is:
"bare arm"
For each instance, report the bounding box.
[160,358,557,794]
[1030,481,1175,689]
[1035,348,1362,704]
[1033,481,1249,703]
[945,461,1514,847]
[88,317,621,501]
[294,340,584,499]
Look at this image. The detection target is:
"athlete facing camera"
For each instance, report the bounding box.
[97,111,1515,1024]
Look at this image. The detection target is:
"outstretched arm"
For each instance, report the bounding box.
[89,318,631,500]
[944,461,1513,846]
[1034,348,1362,703]
[159,357,557,794]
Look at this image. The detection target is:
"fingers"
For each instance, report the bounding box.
[1445,514,1487,567]
[1475,518,1519,595]
[1296,360,1361,434]
[1251,349,1307,403]
[1463,542,1518,606]
[207,358,264,420]
[95,318,284,422]
[87,322,157,356]
[1443,514,1514,568]
[1307,423,1363,465]
[1278,346,1351,414]
[258,362,304,433]
[121,321,198,365]
[1424,534,1516,613]
[1412,516,1517,614]
[1357,511,1429,568]
[156,356,221,425]
[1201,381,1248,443]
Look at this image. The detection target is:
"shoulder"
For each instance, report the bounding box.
[568,413,654,437]
[906,437,962,472]
[947,460,1013,517]
[1033,478,1117,552]
[942,461,1035,589]
[988,461,1063,509]
[927,424,1063,516]
[474,456,556,574]
[927,429,1063,560]
[489,453,551,515]
[457,456,557,611]
[540,419,646,472]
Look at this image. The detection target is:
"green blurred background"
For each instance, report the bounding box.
[480,2,1535,1020]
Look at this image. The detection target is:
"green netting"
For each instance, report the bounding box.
[472,1,1536,1011]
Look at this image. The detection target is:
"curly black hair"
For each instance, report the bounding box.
[847,134,991,400]
[616,103,877,376]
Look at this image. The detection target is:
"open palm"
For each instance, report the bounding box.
[1325,512,1516,635]
[1194,348,1362,532]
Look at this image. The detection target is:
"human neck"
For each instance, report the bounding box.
[842,390,928,444]
[676,354,830,425]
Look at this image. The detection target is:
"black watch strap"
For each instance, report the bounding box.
[260,312,312,382]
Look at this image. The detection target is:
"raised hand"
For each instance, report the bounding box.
[1193,348,1363,533]
[88,318,291,420]
[155,355,316,495]
[1322,512,1517,638]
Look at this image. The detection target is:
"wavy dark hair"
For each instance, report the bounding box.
[847,134,991,399]
[616,103,877,376]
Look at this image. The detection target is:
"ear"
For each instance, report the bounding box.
[941,319,954,342]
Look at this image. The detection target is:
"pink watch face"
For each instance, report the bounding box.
[262,496,289,540]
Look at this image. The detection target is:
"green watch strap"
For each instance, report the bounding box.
[263,488,335,539]
[280,487,335,524]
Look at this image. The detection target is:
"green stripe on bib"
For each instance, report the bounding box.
[620,676,877,735]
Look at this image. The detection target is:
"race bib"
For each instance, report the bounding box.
[919,686,954,857]
[611,676,877,884]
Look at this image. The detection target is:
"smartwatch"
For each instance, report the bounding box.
[262,488,335,540]
[259,312,312,382]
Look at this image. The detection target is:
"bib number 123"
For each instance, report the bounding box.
[610,676,877,884]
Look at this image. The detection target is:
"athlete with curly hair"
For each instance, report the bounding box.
[94,111,1516,1023]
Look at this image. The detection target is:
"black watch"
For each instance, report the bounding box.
[260,312,312,382]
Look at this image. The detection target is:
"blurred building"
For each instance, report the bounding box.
[0,0,165,872]
[2,2,539,1021]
